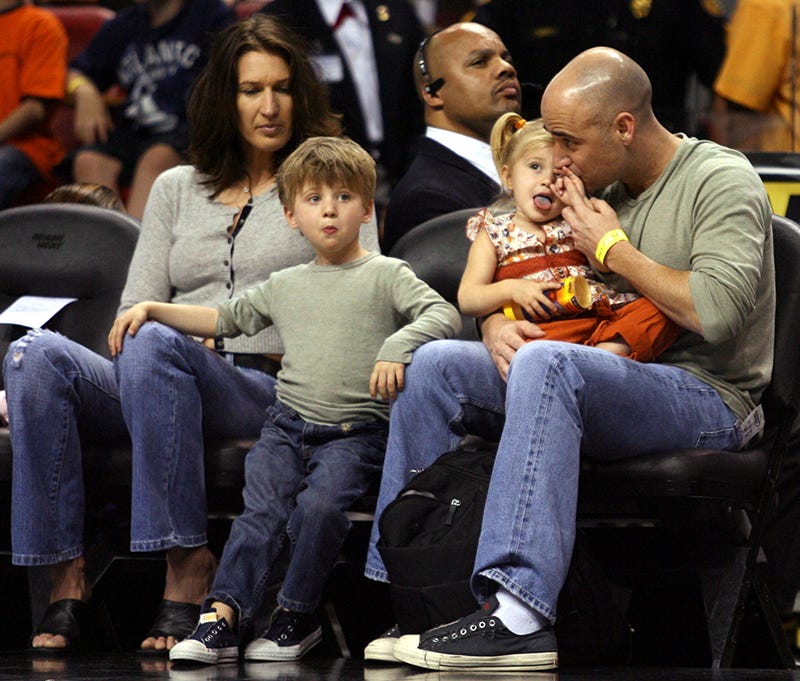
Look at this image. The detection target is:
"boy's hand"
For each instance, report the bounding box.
[370,361,405,402]
[108,303,149,356]
[510,280,563,320]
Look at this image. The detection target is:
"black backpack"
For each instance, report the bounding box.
[377,438,495,634]
[376,437,632,665]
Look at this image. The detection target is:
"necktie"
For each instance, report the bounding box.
[332,2,355,30]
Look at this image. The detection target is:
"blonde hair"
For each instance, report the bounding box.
[277,137,376,207]
[491,113,554,179]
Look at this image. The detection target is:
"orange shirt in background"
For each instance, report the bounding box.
[0,5,67,177]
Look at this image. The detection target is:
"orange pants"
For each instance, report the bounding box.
[533,297,680,362]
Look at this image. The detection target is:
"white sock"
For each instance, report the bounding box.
[493,587,549,635]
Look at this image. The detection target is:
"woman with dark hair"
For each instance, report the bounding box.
[5,14,379,655]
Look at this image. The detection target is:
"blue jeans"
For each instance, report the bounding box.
[115,323,277,551]
[0,145,41,208]
[364,339,742,622]
[6,324,276,565]
[209,402,386,631]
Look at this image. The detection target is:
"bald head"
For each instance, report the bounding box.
[546,47,653,125]
[413,22,520,140]
[540,47,679,196]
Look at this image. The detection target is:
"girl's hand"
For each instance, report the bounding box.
[510,280,563,320]
[108,303,150,356]
[370,361,405,401]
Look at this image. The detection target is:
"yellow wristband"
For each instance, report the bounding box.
[595,228,629,266]
[66,75,91,97]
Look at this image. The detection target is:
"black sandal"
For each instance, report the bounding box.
[28,598,88,654]
[137,600,201,656]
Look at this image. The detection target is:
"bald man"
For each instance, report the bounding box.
[365,47,774,671]
[380,22,520,252]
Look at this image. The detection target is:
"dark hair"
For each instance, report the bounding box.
[187,14,342,196]
[43,183,125,212]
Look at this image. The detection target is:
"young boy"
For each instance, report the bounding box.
[108,136,461,664]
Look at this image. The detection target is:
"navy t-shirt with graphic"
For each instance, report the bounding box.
[71,0,233,135]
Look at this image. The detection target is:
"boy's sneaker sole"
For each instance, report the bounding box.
[244,626,322,661]
[169,639,238,665]
[364,625,401,662]
[394,633,558,671]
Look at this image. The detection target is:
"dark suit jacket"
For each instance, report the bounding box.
[261,0,424,184]
[381,137,500,253]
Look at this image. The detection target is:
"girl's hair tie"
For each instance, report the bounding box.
[513,117,527,130]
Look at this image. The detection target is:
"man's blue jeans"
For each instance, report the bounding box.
[365,339,742,622]
[209,402,386,632]
[6,324,276,565]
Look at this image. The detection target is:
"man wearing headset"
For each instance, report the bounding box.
[380,22,521,252]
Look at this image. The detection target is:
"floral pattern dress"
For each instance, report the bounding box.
[466,208,638,308]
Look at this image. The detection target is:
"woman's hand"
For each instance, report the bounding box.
[370,361,405,401]
[108,303,150,356]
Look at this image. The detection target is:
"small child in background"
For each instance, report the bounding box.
[43,182,125,212]
[458,113,679,361]
[109,136,461,665]
[0,181,125,428]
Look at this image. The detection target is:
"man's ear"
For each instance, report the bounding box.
[421,86,444,109]
[284,205,300,230]
[614,112,635,145]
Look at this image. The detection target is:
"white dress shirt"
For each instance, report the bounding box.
[426,126,501,184]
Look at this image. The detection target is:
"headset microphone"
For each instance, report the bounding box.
[417,32,444,96]
[424,78,445,95]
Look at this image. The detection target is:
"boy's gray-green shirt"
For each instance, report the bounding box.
[216,252,462,425]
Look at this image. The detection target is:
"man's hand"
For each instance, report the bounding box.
[481,313,545,380]
[74,84,113,144]
[370,361,405,401]
[554,168,622,271]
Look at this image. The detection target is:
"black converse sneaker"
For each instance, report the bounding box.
[364,624,401,662]
[244,608,322,661]
[392,596,558,671]
[169,610,239,665]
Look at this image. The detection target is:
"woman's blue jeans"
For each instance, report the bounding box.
[6,324,276,565]
[364,339,742,622]
[209,402,386,631]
